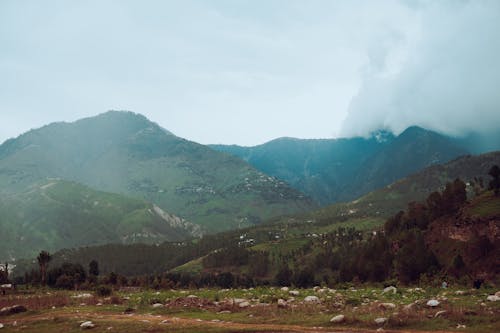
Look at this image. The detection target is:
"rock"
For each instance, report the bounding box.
[304,295,320,303]
[277,299,287,308]
[281,287,289,292]
[218,310,231,314]
[434,310,447,318]
[376,328,384,332]
[187,295,198,298]
[330,314,345,323]
[161,320,171,324]
[455,290,466,295]
[486,295,500,302]
[426,299,440,307]
[383,286,397,294]
[403,303,416,312]
[238,301,250,308]
[379,303,396,310]
[374,317,387,325]
[289,290,300,296]
[72,293,93,299]
[456,324,466,329]
[152,303,164,308]
[232,298,247,305]
[495,291,500,297]
[0,305,27,316]
[80,321,95,329]
[0,323,3,329]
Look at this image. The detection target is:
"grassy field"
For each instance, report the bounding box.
[0,286,498,332]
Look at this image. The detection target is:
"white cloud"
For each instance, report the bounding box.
[341,1,500,138]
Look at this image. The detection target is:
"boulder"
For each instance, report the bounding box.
[277,299,287,308]
[238,301,250,308]
[403,303,416,312]
[486,295,500,302]
[0,305,27,316]
[304,295,320,303]
[72,293,92,299]
[330,314,345,323]
[289,290,300,296]
[374,317,387,325]
[383,286,397,294]
[0,323,3,329]
[379,303,396,310]
[152,303,164,308]
[434,310,448,318]
[495,291,500,297]
[280,287,289,292]
[80,321,95,329]
[426,300,440,307]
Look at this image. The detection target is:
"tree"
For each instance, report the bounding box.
[488,165,500,196]
[37,251,52,285]
[274,265,292,286]
[89,260,99,277]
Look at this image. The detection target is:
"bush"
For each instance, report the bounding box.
[96,285,112,296]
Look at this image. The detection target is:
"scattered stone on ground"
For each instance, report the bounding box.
[0,305,27,316]
[80,321,95,329]
[456,324,466,329]
[426,299,440,307]
[434,310,448,318]
[152,303,163,308]
[379,302,396,310]
[403,303,416,312]
[330,314,345,323]
[0,323,4,329]
[486,295,499,302]
[280,287,289,292]
[72,293,93,299]
[277,299,287,308]
[289,290,300,296]
[304,295,320,303]
[383,286,397,294]
[374,317,387,325]
[238,301,250,308]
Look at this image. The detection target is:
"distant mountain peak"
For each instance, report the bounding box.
[369,129,395,143]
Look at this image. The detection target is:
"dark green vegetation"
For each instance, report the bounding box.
[212,126,471,204]
[0,111,314,256]
[0,179,196,260]
[293,151,500,225]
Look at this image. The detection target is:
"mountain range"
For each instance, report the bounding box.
[211,126,472,205]
[1,110,498,262]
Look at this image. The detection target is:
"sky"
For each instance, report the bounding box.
[1,0,499,146]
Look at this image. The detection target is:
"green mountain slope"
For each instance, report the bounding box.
[301,150,500,223]
[211,127,469,204]
[0,179,198,261]
[0,111,315,232]
[211,132,392,205]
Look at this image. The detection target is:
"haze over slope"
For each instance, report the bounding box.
[0,111,314,232]
[0,179,197,261]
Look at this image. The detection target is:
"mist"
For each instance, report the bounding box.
[341,1,500,141]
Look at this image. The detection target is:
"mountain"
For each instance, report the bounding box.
[211,126,469,204]
[0,179,199,261]
[295,150,500,224]
[0,111,315,233]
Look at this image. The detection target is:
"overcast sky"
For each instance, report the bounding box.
[1,0,499,146]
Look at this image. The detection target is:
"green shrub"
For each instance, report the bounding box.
[96,285,112,296]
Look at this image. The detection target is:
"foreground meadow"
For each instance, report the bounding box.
[0,286,499,333]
